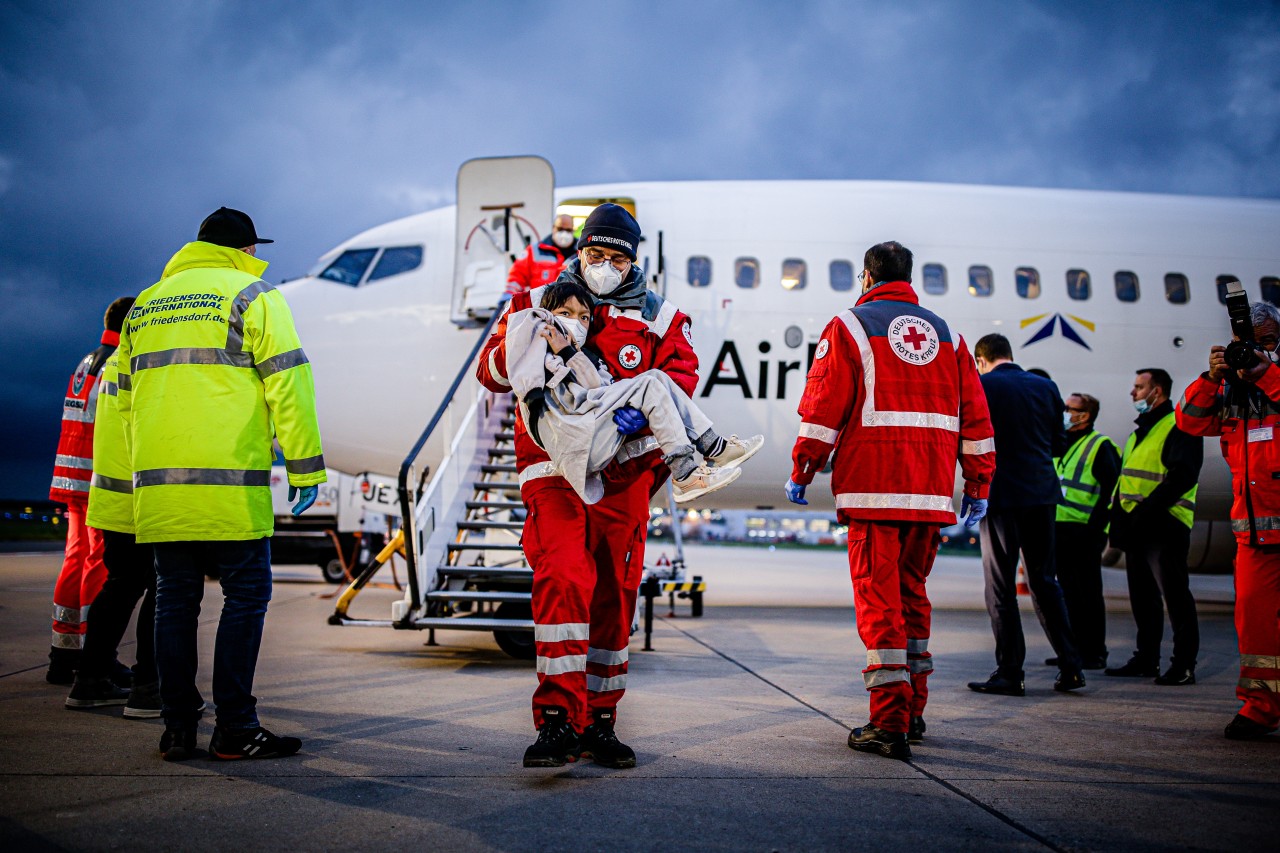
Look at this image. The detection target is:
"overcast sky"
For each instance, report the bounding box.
[2,0,1278,499]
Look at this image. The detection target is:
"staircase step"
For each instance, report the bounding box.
[425,590,532,604]
[500,418,517,429]
[465,500,526,511]
[446,542,524,552]
[439,565,533,579]
[487,448,516,458]
[472,481,521,492]
[495,431,516,441]
[456,520,524,531]
[404,616,534,632]
[481,464,517,474]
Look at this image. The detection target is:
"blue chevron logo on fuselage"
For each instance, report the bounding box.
[1020,313,1093,351]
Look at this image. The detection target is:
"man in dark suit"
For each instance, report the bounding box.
[969,334,1085,696]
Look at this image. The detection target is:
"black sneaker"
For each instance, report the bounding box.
[209,726,302,760]
[123,681,161,719]
[522,707,580,768]
[160,727,199,762]
[848,724,911,760]
[908,716,926,744]
[1104,658,1158,678]
[1154,666,1195,686]
[579,710,636,769]
[1224,714,1278,741]
[65,677,130,709]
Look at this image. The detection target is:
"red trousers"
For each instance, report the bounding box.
[521,470,653,732]
[51,502,107,650]
[1235,542,1280,728]
[843,516,939,734]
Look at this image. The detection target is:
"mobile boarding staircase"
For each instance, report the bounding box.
[327,312,705,658]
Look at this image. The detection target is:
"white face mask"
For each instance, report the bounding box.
[1063,412,1076,430]
[584,261,623,295]
[1133,396,1151,415]
[552,229,575,249]
[570,318,589,348]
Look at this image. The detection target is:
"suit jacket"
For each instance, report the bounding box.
[980,362,1063,509]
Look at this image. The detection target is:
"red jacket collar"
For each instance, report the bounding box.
[855,280,918,306]
[101,330,120,346]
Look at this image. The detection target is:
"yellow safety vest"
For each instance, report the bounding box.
[85,351,134,534]
[117,242,326,543]
[1118,412,1197,530]
[1055,430,1117,525]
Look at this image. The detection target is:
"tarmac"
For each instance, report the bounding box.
[0,544,1276,852]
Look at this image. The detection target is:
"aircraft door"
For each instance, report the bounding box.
[452,156,555,327]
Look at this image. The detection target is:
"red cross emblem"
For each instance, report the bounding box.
[902,325,929,351]
[888,315,939,365]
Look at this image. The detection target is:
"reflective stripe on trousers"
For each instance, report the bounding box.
[864,669,911,689]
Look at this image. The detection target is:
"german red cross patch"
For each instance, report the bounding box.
[888,315,939,365]
[618,344,643,370]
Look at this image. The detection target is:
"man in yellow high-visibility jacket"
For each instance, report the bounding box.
[118,207,325,762]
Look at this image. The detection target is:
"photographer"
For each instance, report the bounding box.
[1176,292,1280,741]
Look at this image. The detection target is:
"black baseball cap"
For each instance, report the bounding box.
[197,207,274,248]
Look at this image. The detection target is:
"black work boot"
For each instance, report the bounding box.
[908,716,926,744]
[579,709,636,769]
[1224,714,1278,741]
[523,707,580,768]
[848,723,912,760]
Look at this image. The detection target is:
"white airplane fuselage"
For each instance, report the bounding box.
[279,180,1280,572]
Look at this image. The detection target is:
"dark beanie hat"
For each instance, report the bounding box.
[578,203,641,261]
[197,207,273,248]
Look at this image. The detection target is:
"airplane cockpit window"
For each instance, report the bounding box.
[1216,275,1239,305]
[1262,277,1280,307]
[1115,271,1140,303]
[968,265,993,297]
[319,249,377,286]
[734,258,760,289]
[922,263,947,295]
[830,260,855,292]
[782,258,807,290]
[1016,267,1041,299]
[1067,269,1091,301]
[1164,273,1190,304]
[687,256,712,287]
[367,246,423,282]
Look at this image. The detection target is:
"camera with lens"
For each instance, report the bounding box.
[1223,279,1260,370]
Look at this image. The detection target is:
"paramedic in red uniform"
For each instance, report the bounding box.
[45,297,135,685]
[1176,296,1280,740]
[504,213,577,298]
[478,203,698,768]
[786,241,995,760]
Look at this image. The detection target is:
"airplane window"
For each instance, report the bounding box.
[1164,273,1190,304]
[367,246,423,282]
[968,265,993,297]
[781,258,807,290]
[1262,277,1280,307]
[922,263,947,295]
[1066,269,1091,301]
[687,256,712,287]
[829,260,854,292]
[734,258,760,289]
[1016,267,1041,299]
[1115,271,1139,302]
[1217,275,1239,305]
[319,249,377,286]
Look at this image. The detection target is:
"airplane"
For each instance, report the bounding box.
[278,158,1280,576]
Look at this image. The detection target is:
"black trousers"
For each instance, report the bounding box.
[980,505,1081,678]
[1122,512,1199,669]
[1055,520,1108,664]
[79,530,156,684]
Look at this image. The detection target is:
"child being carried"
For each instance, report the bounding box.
[504,280,763,505]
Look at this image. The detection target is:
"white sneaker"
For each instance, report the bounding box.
[706,434,764,469]
[672,465,742,503]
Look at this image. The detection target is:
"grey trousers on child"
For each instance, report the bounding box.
[585,370,715,476]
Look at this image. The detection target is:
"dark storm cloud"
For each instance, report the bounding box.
[2,0,1278,497]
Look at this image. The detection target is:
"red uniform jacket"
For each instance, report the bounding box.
[49,330,118,505]
[477,281,698,487]
[505,239,573,297]
[789,281,995,524]
[1177,368,1280,545]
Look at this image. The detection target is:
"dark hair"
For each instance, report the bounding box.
[974,333,1013,362]
[1027,367,1051,380]
[540,280,595,313]
[1069,392,1100,425]
[104,296,136,332]
[1136,368,1172,397]
[863,241,913,285]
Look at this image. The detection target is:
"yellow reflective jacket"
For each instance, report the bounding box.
[85,351,134,534]
[118,242,326,543]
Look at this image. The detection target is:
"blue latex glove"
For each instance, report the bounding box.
[961,495,988,528]
[613,406,648,435]
[785,478,808,505]
[289,485,318,516]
